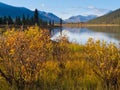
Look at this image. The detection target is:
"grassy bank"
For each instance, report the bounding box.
[0,26,120,90]
[62,23,120,28]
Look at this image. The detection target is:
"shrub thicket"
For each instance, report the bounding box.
[0,26,120,90]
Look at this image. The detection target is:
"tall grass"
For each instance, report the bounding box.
[0,26,120,90]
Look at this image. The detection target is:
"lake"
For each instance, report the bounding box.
[51,26,120,45]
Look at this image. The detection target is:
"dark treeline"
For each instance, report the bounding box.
[0,9,62,26]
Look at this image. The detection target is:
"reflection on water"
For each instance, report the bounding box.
[51,27,120,45]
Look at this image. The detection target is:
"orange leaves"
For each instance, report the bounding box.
[0,26,53,88]
[0,26,120,89]
[85,38,120,88]
[9,49,15,55]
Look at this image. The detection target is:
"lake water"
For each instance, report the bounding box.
[51,26,120,45]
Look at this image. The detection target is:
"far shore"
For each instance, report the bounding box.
[62,23,120,27]
[0,24,120,29]
[0,25,61,29]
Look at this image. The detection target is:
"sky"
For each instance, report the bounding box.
[1,0,120,19]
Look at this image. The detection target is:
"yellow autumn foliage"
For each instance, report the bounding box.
[0,26,119,90]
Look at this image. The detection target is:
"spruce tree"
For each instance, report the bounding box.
[52,20,54,26]
[49,20,52,26]
[22,14,26,25]
[3,16,7,25]
[0,17,3,24]
[8,16,13,25]
[60,18,62,26]
[15,16,22,25]
[34,9,39,25]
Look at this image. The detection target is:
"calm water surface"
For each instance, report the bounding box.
[51,26,120,45]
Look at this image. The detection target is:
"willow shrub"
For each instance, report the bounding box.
[85,38,120,90]
[0,27,53,90]
[0,26,120,90]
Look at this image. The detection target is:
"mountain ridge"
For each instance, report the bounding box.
[0,2,61,23]
[88,8,120,24]
[65,15,97,23]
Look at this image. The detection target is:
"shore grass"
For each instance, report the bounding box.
[62,23,120,28]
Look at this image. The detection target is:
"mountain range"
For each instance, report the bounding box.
[0,2,60,23]
[1,2,118,24]
[39,11,61,23]
[65,15,98,23]
[88,8,120,24]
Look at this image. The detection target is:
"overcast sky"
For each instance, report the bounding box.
[1,0,120,19]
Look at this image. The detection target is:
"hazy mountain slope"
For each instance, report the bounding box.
[88,9,120,24]
[0,2,61,23]
[39,11,61,23]
[65,15,97,23]
[0,2,33,18]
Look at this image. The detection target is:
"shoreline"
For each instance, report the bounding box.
[0,25,62,29]
[62,24,120,27]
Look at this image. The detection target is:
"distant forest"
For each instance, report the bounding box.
[0,9,62,26]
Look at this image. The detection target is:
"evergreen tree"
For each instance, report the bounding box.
[0,17,3,24]
[3,16,7,25]
[42,21,47,26]
[8,16,13,25]
[22,14,26,25]
[52,20,54,26]
[60,18,62,26]
[34,9,39,25]
[15,16,22,25]
[49,20,52,26]
[26,15,30,25]
[30,16,34,25]
[39,18,43,25]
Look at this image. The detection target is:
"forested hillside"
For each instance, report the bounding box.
[88,9,120,24]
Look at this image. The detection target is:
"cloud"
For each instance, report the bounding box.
[87,6,111,16]
[58,6,111,19]
[66,6,111,16]
[41,3,45,8]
